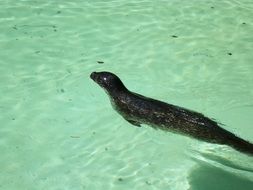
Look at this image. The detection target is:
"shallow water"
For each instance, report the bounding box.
[0,0,253,189]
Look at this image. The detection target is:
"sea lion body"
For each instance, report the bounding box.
[90,71,253,155]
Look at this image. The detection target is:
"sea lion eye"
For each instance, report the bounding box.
[103,77,107,81]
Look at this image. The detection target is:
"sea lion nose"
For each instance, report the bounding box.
[90,72,97,80]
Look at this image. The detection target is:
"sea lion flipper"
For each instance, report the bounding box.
[126,119,141,127]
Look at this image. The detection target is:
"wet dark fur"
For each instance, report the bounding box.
[90,71,253,155]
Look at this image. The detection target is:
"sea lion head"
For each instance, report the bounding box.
[90,71,126,94]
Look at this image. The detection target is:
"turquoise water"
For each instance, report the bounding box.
[1,0,253,189]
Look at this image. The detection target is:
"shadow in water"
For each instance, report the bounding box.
[188,161,253,190]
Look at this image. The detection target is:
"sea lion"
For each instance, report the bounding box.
[90,71,253,155]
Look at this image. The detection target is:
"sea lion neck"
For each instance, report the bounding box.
[106,82,129,98]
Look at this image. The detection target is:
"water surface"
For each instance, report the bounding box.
[0,0,253,189]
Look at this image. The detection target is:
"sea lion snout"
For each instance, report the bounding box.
[90,71,107,87]
[90,72,99,82]
[90,72,96,80]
